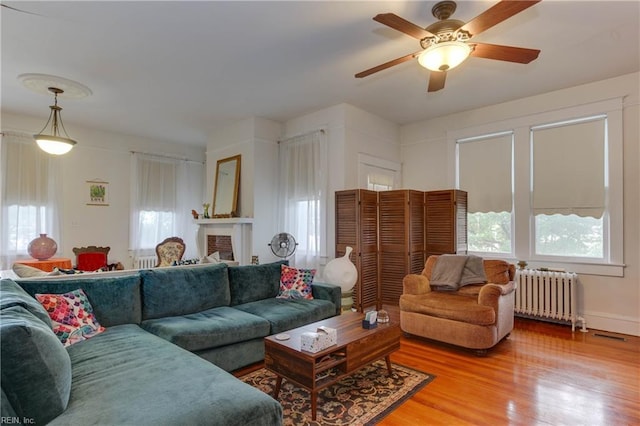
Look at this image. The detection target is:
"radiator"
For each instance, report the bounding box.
[515,269,586,332]
[134,256,156,269]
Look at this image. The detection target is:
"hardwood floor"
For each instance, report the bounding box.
[381,307,640,426]
[236,309,639,425]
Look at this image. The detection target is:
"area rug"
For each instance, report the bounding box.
[240,360,435,425]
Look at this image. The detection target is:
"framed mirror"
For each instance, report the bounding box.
[212,154,241,218]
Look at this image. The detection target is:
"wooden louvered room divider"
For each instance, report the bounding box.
[335,189,379,312]
[425,189,468,257]
[335,188,467,310]
[378,190,425,305]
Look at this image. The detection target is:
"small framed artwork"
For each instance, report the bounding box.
[86,180,109,206]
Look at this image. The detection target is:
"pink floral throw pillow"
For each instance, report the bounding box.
[36,289,105,347]
[277,265,316,300]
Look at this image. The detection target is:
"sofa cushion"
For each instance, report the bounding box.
[36,289,105,347]
[0,305,72,425]
[228,260,287,306]
[51,324,282,426]
[140,263,230,320]
[141,306,270,352]
[235,298,336,334]
[277,264,315,300]
[399,293,496,325]
[0,278,52,327]
[18,274,142,326]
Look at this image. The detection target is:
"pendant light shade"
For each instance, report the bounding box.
[34,87,77,155]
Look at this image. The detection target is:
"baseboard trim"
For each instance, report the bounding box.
[583,310,640,337]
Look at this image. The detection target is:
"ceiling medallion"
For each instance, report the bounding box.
[18,73,92,99]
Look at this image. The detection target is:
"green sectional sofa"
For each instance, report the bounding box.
[1,261,341,425]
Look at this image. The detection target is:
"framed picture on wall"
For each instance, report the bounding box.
[86,180,109,206]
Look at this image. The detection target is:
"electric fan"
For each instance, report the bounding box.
[268,233,298,259]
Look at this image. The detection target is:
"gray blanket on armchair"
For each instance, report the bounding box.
[430,254,487,290]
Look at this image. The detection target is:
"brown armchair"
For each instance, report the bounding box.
[400,255,516,355]
[155,237,185,267]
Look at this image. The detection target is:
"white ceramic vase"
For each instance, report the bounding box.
[324,246,358,293]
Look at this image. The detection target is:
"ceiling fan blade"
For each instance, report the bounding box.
[1,3,41,16]
[470,43,540,64]
[428,71,447,92]
[373,13,436,40]
[459,0,541,38]
[355,50,423,78]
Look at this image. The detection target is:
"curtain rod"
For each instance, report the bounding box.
[130,150,204,164]
[278,128,325,143]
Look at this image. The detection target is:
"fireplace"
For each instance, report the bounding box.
[207,235,234,260]
[195,218,253,265]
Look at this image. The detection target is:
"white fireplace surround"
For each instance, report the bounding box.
[195,218,253,266]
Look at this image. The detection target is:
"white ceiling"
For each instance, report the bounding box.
[2,1,639,147]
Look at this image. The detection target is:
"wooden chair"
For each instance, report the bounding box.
[155,237,185,267]
[72,246,111,271]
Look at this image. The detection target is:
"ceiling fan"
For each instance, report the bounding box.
[355,0,541,92]
[1,3,40,16]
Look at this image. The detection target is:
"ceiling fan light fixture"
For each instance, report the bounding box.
[33,87,78,155]
[418,41,471,72]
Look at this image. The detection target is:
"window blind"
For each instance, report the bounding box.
[458,133,512,213]
[532,117,605,218]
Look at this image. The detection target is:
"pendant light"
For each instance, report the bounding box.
[34,87,77,155]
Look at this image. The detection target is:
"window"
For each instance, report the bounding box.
[452,98,623,276]
[130,153,203,259]
[358,153,401,191]
[531,116,606,260]
[457,132,513,254]
[367,173,394,191]
[278,130,328,269]
[1,132,62,269]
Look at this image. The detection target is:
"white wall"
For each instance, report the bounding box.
[400,72,640,336]
[2,112,205,268]
[206,116,282,264]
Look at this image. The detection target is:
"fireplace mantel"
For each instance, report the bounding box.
[195,218,253,265]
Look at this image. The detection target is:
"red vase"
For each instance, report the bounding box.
[27,234,58,260]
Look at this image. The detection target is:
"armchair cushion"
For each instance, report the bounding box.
[76,252,107,271]
[400,292,496,325]
[73,246,110,271]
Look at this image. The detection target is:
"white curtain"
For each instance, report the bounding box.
[130,153,203,260]
[277,130,328,270]
[0,132,62,269]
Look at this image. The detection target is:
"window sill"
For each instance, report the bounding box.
[477,254,625,277]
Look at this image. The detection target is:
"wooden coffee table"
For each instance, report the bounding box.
[264,311,401,420]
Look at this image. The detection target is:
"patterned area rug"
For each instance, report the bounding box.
[240,361,434,425]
